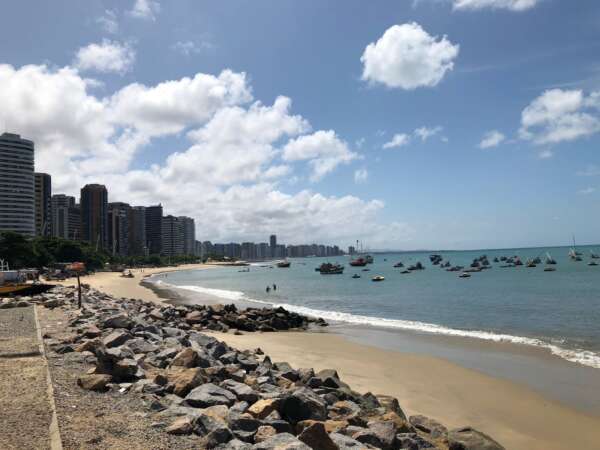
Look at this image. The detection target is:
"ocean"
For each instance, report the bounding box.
[148,245,600,371]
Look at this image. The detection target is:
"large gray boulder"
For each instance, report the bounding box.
[280,388,327,424]
[409,415,448,439]
[448,427,505,450]
[221,379,259,404]
[184,383,237,408]
[251,433,311,450]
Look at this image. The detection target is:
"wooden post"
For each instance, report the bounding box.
[77,273,82,309]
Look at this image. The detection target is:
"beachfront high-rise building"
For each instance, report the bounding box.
[51,194,80,240]
[128,206,147,256]
[270,234,277,258]
[161,215,184,257]
[108,202,130,257]
[145,204,163,255]
[80,184,108,250]
[179,216,195,255]
[0,133,35,236]
[34,173,52,236]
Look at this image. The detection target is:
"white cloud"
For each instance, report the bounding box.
[453,0,538,11]
[577,187,596,195]
[361,22,459,90]
[0,63,404,246]
[538,149,553,159]
[415,125,443,141]
[520,89,600,145]
[109,70,253,136]
[129,0,160,21]
[577,165,600,177]
[383,133,410,149]
[479,130,506,149]
[97,9,118,34]
[354,168,369,184]
[74,40,135,74]
[171,40,214,56]
[282,130,359,181]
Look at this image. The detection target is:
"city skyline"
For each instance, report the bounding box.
[1,1,600,249]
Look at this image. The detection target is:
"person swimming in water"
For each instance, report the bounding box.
[273,284,277,291]
[266,286,270,293]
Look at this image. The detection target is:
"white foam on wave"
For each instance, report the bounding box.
[148,277,600,370]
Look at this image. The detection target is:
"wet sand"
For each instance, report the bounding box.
[58,267,600,450]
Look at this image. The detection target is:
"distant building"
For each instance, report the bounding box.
[108,202,130,257]
[269,234,277,258]
[257,242,270,259]
[0,133,35,236]
[225,243,241,259]
[145,204,163,255]
[179,216,195,255]
[34,173,51,236]
[161,215,184,257]
[51,194,79,240]
[348,246,356,255]
[128,206,147,256]
[201,241,213,258]
[80,184,108,250]
[241,242,256,260]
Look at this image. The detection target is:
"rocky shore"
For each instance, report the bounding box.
[5,286,504,449]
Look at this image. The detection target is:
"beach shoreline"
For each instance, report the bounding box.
[58,265,600,450]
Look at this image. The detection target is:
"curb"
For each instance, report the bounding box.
[33,305,64,450]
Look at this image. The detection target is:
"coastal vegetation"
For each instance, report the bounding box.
[0,232,201,271]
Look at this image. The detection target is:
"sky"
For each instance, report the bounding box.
[1,0,600,250]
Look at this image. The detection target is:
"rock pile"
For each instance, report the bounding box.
[39,285,503,450]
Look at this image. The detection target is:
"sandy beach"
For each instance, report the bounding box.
[59,267,600,450]
[56,264,213,305]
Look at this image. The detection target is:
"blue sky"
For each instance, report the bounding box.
[1,0,599,249]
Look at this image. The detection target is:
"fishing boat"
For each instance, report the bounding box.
[351,274,361,279]
[590,251,600,259]
[544,266,556,272]
[318,262,344,275]
[514,257,523,266]
[408,262,425,271]
[121,269,134,278]
[459,272,471,278]
[545,253,557,265]
[365,255,374,264]
[1,269,52,297]
[277,260,291,268]
[393,262,404,268]
[525,259,537,268]
[570,235,583,261]
[589,261,599,266]
[371,275,385,282]
[349,257,368,267]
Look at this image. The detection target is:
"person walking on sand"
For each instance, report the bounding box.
[266,286,270,293]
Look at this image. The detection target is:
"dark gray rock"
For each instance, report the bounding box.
[221,379,259,404]
[251,433,311,450]
[409,415,448,439]
[280,387,327,424]
[184,383,237,408]
[297,422,338,450]
[448,427,505,450]
[396,433,435,450]
[103,330,131,348]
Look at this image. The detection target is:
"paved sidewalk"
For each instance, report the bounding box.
[0,306,55,450]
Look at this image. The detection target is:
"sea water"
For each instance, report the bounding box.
[149,246,600,370]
